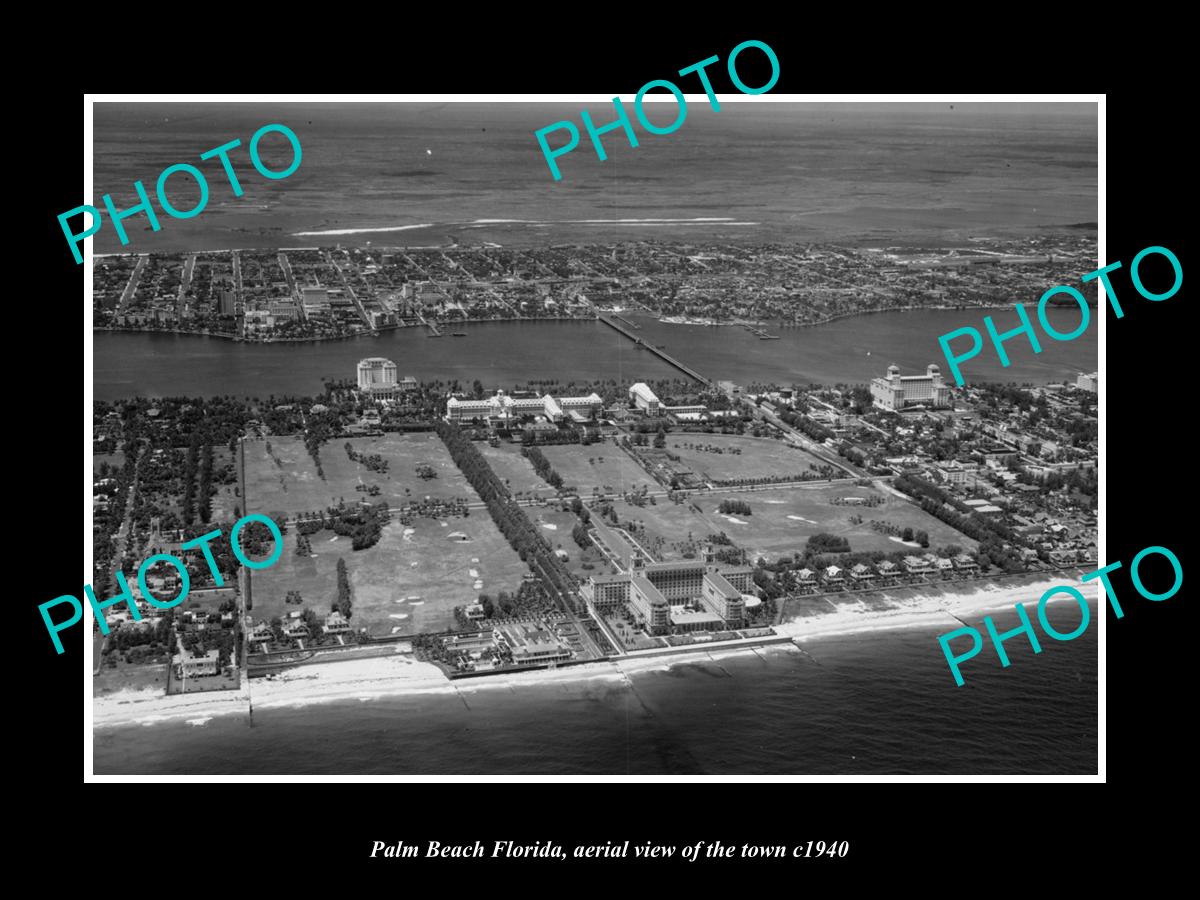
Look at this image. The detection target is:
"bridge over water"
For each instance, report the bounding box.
[596,314,711,386]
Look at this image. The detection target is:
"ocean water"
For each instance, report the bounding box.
[93,605,1098,775]
[91,101,1096,252]
[90,101,1098,775]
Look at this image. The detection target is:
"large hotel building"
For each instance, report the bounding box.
[445,389,603,425]
[870,363,953,411]
[356,358,416,400]
[584,552,756,636]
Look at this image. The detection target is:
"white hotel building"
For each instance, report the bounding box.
[871,364,953,411]
[445,389,603,425]
[357,357,398,390]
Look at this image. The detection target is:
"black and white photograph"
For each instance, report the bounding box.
[78,92,1106,778]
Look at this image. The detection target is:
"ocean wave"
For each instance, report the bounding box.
[291,224,436,236]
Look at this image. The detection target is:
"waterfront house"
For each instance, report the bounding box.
[822,565,845,590]
[174,648,220,679]
[876,560,899,584]
[849,563,874,586]
[283,620,309,641]
[904,555,933,578]
[953,554,980,574]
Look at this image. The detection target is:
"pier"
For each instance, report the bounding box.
[597,314,711,385]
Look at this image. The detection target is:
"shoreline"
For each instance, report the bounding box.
[91,301,1096,346]
[92,577,1088,730]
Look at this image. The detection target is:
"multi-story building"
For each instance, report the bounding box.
[1076,371,1098,393]
[302,286,331,312]
[357,357,399,391]
[444,389,602,425]
[629,382,661,415]
[586,553,754,635]
[174,648,220,678]
[269,301,299,322]
[871,364,952,411]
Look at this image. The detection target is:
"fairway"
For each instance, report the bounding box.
[478,442,547,497]
[245,430,530,635]
[668,434,828,482]
[604,498,717,562]
[244,432,473,518]
[604,482,974,564]
[250,514,529,636]
[691,484,976,561]
[540,444,655,496]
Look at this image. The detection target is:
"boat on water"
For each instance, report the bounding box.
[451,332,467,337]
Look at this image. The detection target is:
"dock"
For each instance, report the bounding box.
[418,314,442,337]
[597,314,711,385]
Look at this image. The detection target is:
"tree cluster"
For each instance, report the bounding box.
[437,422,577,612]
[334,557,353,620]
[522,445,565,489]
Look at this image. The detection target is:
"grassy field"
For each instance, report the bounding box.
[93,452,124,476]
[602,482,974,564]
[246,431,531,635]
[694,484,975,561]
[250,514,530,636]
[667,434,828,482]
[540,444,655,495]
[478,442,547,497]
[94,661,168,696]
[604,498,716,562]
[244,433,472,520]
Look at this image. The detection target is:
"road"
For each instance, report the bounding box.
[176,253,195,321]
[116,255,148,315]
[277,251,307,322]
[747,402,863,478]
[324,249,374,329]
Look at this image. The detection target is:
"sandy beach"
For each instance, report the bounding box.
[93,578,1089,729]
[777,578,1089,643]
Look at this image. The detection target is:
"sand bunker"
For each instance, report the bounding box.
[542,523,558,531]
[787,515,818,524]
[389,613,410,620]
[468,569,479,577]
[889,536,922,547]
[721,515,749,525]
